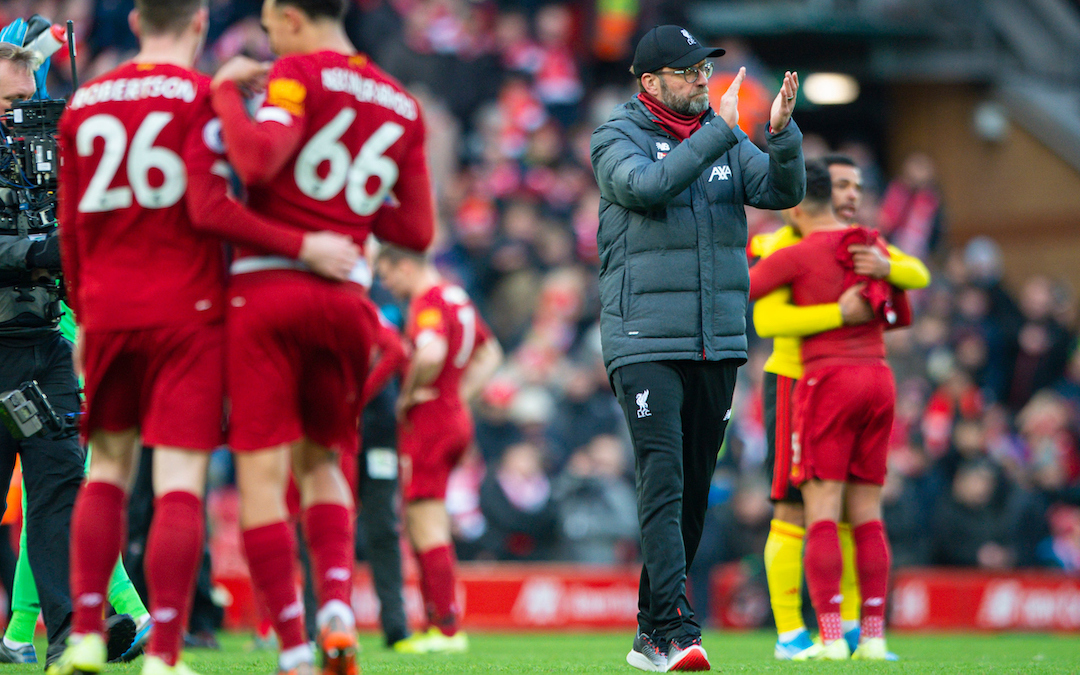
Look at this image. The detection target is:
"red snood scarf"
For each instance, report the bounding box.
[638,92,705,141]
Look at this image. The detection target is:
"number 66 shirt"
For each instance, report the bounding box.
[211,51,434,261]
[210,51,435,455]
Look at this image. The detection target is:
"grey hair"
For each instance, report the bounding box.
[0,42,38,72]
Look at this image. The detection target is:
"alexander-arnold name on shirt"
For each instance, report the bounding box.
[68,75,197,111]
[320,68,417,121]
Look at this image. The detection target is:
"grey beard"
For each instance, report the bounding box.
[659,80,710,116]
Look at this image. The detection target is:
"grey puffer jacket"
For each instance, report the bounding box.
[590,96,804,376]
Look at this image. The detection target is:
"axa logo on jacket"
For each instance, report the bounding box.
[709,165,732,182]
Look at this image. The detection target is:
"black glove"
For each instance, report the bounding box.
[25,233,61,271]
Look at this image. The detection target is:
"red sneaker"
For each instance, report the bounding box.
[667,635,710,672]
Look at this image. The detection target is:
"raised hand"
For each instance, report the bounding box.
[717,67,745,129]
[211,56,271,95]
[769,71,799,132]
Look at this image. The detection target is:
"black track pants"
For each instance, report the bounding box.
[612,359,738,640]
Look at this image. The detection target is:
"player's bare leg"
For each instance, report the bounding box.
[845,483,890,660]
[235,447,313,674]
[395,500,467,654]
[772,502,803,527]
[799,479,849,660]
[49,430,139,675]
[294,440,357,675]
[404,500,450,552]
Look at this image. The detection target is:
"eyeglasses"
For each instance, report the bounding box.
[660,61,713,83]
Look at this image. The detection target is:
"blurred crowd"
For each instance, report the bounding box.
[7,0,1079,584]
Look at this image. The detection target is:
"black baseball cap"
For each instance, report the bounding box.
[631,25,725,76]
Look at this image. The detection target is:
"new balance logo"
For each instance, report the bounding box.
[656,141,671,151]
[709,165,732,182]
[77,593,103,608]
[153,607,178,624]
[280,600,304,621]
[636,389,651,418]
[326,567,350,582]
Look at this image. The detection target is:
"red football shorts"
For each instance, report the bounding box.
[81,322,225,451]
[226,271,377,455]
[399,400,472,501]
[791,361,895,486]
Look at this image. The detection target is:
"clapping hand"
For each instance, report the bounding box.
[717,67,745,129]
[769,71,799,132]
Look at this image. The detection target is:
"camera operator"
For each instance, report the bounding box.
[0,42,87,667]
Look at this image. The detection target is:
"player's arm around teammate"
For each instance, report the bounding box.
[52,2,357,673]
[749,154,929,660]
[207,2,435,673]
[749,161,905,661]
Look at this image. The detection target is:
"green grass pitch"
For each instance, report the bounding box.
[21,630,1080,674]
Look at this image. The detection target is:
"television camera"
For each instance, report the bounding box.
[0,97,65,238]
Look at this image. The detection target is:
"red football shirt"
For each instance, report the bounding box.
[749,227,888,368]
[212,51,435,260]
[406,282,491,406]
[58,62,306,330]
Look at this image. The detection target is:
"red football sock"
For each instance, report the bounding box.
[854,520,891,639]
[417,544,458,636]
[242,522,307,650]
[145,491,203,666]
[804,520,844,643]
[71,482,127,636]
[302,503,354,611]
